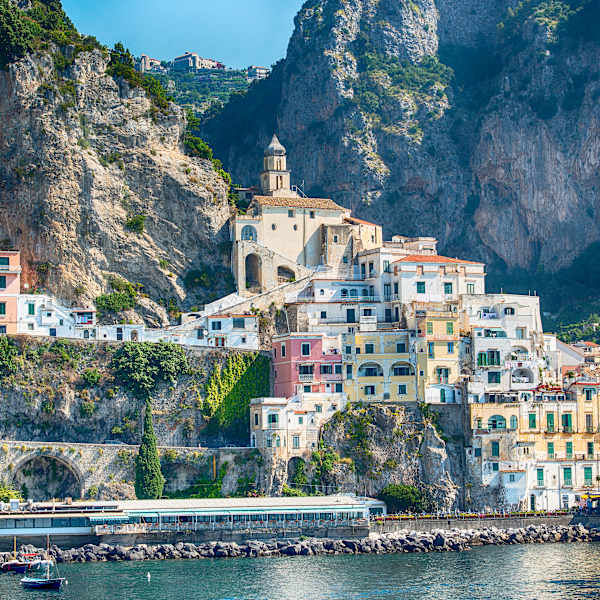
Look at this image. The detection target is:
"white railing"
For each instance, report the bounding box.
[299,374,314,382]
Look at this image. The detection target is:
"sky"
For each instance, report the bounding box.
[62,0,305,69]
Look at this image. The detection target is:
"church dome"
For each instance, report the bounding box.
[264,134,286,156]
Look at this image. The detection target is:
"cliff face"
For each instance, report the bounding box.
[203,0,600,300]
[0,47,233,324]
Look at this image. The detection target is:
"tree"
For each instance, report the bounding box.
[135,401,165,499]
[0,481,21,502]
[378,484,426,514]
[0,0,35,69]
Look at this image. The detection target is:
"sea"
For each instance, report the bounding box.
[1,542,599,599]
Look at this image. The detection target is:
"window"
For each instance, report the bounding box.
[281,344,286,358]
[341,289,348,298]
[343,256,348,263]
[585,467,593,486]
[426,322,433,335]
[49,328,56,337]
[0,276,5,289]
[394,282,399,295]
[301,343,310,356]
[363,308,372,316]
[492,462,499,472]
[428,342,435,359]
[466,282,475,294]
[232,318,245,329]
[436,368,449,384]
[299,365,314,375]
[446,321,454,335]
[298,416,303,425]
[315,405,322,413]
[398,384,407,395]
[345,346,351,355]
[320,311,327,319]
[588,442,594,458]
[489,415,506,430]
[516,327,526,339]
[271,223,276,230]
[529,413,537,429]
[396,343,406,353]
[547,413,555,432]
[393,366,411,376]
[288,209,294,218]
[365,343,374,354]
[292,436,300,449]
[440,388,446,403]
[28,302,35,316]
[211,321,222,331]
[368,262,374,275]
[27,323,34,331]
[586,413,593,432]
[0,257,7,267]
[385,308,392,322]
[509,473,516,483]
[320,364,333,374]
[333,235,338,243]
[268,413,278,425]
[417,281,426,294]
[346,365,353,379]
[474,448,482,457]
[566,441,573,459]
[303,385,311,393]
[309,211,315,219]
[383,260,390,272]
[504,307,515,315]
[335,383,343,393]
[562,413,573,433]
[537,468,544,486]
[547,442,554,458]
[563,467,572,487]
[447,342,454,354]
[116,327,123,341]
[254,413,259,426]
[0,303,5,316]
[444,282,452,295]
[510,415,518,430]
[364,386,375,396]
[585,389,594,402]
[266,436,272,448]
[488,371,501,384]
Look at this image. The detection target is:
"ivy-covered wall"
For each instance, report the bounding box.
[0,336,271,448]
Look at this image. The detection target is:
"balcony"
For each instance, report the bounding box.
[298,374,314,383]
[321,373,342,382]
[0,265,21,273]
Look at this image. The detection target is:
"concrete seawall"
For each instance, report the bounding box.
[372,514,573,534]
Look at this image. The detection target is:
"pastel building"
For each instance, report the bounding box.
[272,333,343,397]
[0,250,22,334]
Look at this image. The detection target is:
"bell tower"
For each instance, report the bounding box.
[260,134,295,197]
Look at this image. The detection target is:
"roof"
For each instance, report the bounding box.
[253,196,345,211]
[578,341,600,348]
[392,254,484,265]
[206,314,257,319]
[344,216,379,227]
[265,134,286,156]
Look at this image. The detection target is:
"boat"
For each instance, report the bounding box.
[20,560,64,591]
[2,553,41,573]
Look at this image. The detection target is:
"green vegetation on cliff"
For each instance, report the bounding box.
[378,484,427,514]
[203,353,270,440]
[0,0,101,70]
[0,481,21,502]
[135,400,165,499]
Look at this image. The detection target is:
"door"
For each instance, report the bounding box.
[530,494,536,511]
[116,327,123,341]
[49,328,56,337]
[0,326,6,335]
[346,309,356,323]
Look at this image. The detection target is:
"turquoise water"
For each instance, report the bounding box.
[1,543,599,599]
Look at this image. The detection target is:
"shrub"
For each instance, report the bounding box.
[95,291,136,313]
[87,485,99,499]
[378,484,426,514]
[79,400,96,418]
[135,401,165,499]
[0,336,19,377]
[82,367,101,386]
[0,482,21,502]
[125,214,146,234]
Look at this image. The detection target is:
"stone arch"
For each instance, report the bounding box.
[488,415,507,430]
[277,265,295,283]
[245,253,262,290]
[241,225,257,242]
[11,454,83,501]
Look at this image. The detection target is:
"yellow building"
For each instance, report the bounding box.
[414,310,460,403]
[342,329,416,403]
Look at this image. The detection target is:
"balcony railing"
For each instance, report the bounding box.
[298,374,314,382]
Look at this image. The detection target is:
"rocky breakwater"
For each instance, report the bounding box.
[4,524,597,563]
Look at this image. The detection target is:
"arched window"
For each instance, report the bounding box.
[509,415,518,430]
[488,415,507,430]
[350,289,358,297]
[320,289,324,295]
[241,225,257,241]
[341,289,348,298]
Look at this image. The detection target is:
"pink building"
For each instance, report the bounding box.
[0,250,21,334]
[273,333,343,397]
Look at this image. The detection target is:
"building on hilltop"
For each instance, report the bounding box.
[247,66,270,81]
[173,52,224,72]
[137,54,164,73]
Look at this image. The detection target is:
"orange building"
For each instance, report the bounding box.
[0,250,21,334]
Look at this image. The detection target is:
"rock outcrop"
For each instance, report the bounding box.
[0,46,233,324]
[203,0,600,304]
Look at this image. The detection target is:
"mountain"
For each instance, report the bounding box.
[0,0,234,325]
[201,0,600,320]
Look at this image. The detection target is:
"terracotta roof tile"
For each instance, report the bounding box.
[392,254,484,265]
[253,196,345,211]
[344,216,379,227]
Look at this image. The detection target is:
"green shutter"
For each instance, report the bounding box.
[546,413,554,432]
[0,303,5,316]
[563,467,572,486]
[28,303,34,315]
[547,442,554,458]
[588,442,594,458]
[585,467,593,485]
[491,441,499,457]
[427,322,433,335]
[537,468,544,485]
[529,413,536,429]
[446,321,454,334]
[566,442,573,459]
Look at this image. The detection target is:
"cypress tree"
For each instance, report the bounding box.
[135,400,165,499]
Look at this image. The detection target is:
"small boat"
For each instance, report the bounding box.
[2,553,41,573]
[21,560,64,591]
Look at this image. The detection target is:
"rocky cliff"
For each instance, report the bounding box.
[203,0,600,314]
[0,15,233,324]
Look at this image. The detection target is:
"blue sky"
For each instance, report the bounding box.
[62,0,305,69]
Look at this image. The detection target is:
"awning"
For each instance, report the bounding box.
[89,515,128,523]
